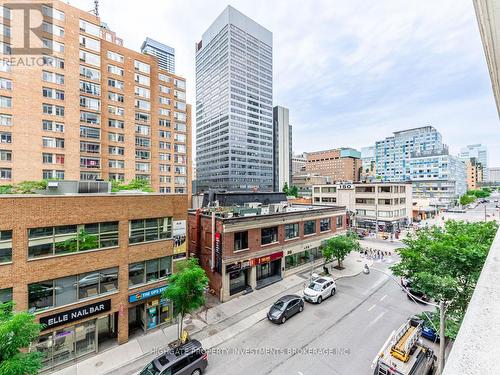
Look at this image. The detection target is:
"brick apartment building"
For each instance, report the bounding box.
[0,0,191,194]
[305,148,362,182]
[188,193,347,302]
[0,182,188,371]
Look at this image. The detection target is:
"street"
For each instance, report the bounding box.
[204,248,429,375]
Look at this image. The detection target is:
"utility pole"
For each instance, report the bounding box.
[484,203,487,222]
[438,300,446,374]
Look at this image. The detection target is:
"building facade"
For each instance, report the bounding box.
[141,37,175,74]
[0,1,190,194]
[375,126,443,182]
[489,167,500,183]
[273,106,292,192]
[305,148,361,182]
[459,144,488,181]
[292,153,306,174]
[360,146,376,180]
[312,182,412,232]
[195,6,273,192]
[0,189,188,372]
[466,157,484,190]
[188,199,346,302]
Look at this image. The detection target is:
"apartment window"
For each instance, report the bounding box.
[135,137,151,148]
[134,60,150,74]
[42,87,65,100]
[80,96,100,111]
[174,134,186,143]
[175,101,186,111]
[79,35,100,52]
[42,38,64,53]
[107,51,124,63]
[159,130,170,139]
[28,267,118,312]
[336,216,343,228]
[304,220,316,235]
[174,112,186,122]
[0,78,12,90]
[42,137,64,148]
[379,186,391,193]
[159,153,171,161]
[174,155,186,164]
[108,64,123,76]
[174,79,186,89]
[108,92,124,103]
[159,85,170,94]
[42,170,64,180]
[80,81,101,96]
[109,159,124,169]
[108,132,124,143]
[108,78,124,90]
[80,141,100,154]
[135,124,150,135]
[42,5,65,21]
[80,111,100,125]
[43,56,65,69]
[135,162,150,173]
[159,96,170,105]
[135,99,150,111]
[135,150,150,160]
[0,60,10,73]
[0,96,11,108]
[0,230,12,263]
[42,120,64,132]
[174,123,186,132]
[159,176,171,183]
[261,227,278,245]
[174,144,186,153]
[135,112,150,122]
[285,223,299,240]
[129,256,172,287]
[159,108,170,117]
[108,105,124,116]
[109,173,124,181]
[42,104,64,117]
[159,164,170,173]
[135,86,150,98]
[79,50,100,67]
[158,73,171,83]
[0,114,12,126]
[0,287,12,303]
[0,149,11,161]
[80,125,100,139]
[0,167,11,179]
[80,157,100,169]
[79,19,100,37]
[80,65,100,81]
[234,231,248,251]
[159,142,170,150]
[42,70,64,85]
[109,119,124,129]
[109,146,124,155]
[174,90,186,100]
[135,73,150,86]
[320,218,331,232]
[129,217,172,244]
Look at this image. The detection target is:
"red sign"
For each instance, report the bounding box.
[251,251,283,266]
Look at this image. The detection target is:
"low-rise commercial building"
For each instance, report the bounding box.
[188,193,347,302]
[0,182,188,371]
[312,182,412,233]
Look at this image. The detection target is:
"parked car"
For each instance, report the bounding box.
[303,276,336,304]
[410,311,439,343]
[406,288,431,303]
[267,294,304,324]
[139,339,208,375]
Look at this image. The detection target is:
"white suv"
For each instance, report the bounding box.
[303,276,336,304]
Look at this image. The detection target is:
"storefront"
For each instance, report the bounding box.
[34,299,117,372]
[226,260,251,296]
[252,251,283,289]
[128,285,173,334]
[285,246,323,270]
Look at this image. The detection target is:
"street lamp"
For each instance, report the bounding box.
[363,264,446,375]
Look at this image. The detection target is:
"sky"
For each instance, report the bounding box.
[70,0,500,165]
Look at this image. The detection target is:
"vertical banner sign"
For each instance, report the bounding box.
[215,232,222,273]
[172,220,187,256]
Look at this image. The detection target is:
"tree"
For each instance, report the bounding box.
[322,233,360,270]
[282,182,289,195]
[391,220,498,339]
[0,302,44,375]
[289,185,299,198]
[459,194,475,206]
[162,258,208,343]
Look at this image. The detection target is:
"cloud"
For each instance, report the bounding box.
[68,0,499,165]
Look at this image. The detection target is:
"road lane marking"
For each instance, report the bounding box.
[367,304,376,311]
[380,294,387,301]
[368,311,386,327]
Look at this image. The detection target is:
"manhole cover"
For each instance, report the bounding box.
[208,329,218,336]
[95,361,103,367]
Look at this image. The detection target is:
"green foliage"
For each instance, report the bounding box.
[282,182,299,198]
[54,230,99,253]
[459,194,475,206]
[282,182,289,194]
[322,233,360,268]
[467,189,490,198]
[392,220,498,339]
[111,178,153,192]
[0,181,48,195]
[0,302,44,375]
[162,258,208,340]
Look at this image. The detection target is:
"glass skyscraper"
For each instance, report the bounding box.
[195,6,273,192]
[141,37,175,74]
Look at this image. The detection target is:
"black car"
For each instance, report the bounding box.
[406,288,430,303]
[267,295,304,324]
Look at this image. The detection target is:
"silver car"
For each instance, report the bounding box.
[303,276,336,304]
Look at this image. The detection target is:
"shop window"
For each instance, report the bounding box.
[304,220,316,235]
[284,223,299,240]
[0,229,12,263]
[129,217,172,244]
[320,218,331,232]
[28,222,119,259]
[234,231,248,251]
[261,227,278,245]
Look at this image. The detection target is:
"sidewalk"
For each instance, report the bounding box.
[51,252,369,375]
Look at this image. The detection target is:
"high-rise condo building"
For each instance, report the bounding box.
[273,106,292,192]
[141,37,176,74]
[466,157,484,190]
[195,5,273,192]
[459,144,488,180]
[0,1,190,194]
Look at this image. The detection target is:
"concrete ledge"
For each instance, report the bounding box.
[443,228,500,375]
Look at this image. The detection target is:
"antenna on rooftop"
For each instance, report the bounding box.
[92,0,99,17]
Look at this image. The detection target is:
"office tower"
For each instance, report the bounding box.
[305,148,362,182]
[141,37,175,74]
[0,1,190,194]
[459,144,489,180]
[273,106,292,191]
[195,6,273,192]
[375,126,443,182]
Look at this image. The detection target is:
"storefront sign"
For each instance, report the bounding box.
[214,232,222,273]
[225,260,251,273]
[251,251,283,266]
[40,299,111,330]
[173,219,187,255]
[129,286,168,303]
